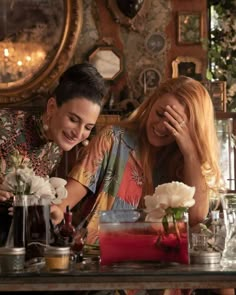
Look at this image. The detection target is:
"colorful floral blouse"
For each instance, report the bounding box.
[0,109,63,179]
[69,125,146,244]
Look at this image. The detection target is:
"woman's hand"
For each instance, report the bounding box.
[0,189,14,202]
[164,105,197,157]
[50,204,64,225]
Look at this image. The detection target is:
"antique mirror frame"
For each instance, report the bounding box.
[88,46,124,81]
[107,0,151,32]
[0,0,83,105]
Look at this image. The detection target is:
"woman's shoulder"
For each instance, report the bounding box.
[95,124,124,138]
[0,108,30,124]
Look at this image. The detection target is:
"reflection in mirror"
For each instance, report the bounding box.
[89,47,123,81]
[0,0,83,105]
[0,0,64,85]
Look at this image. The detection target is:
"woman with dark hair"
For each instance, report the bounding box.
[0,62,106,245]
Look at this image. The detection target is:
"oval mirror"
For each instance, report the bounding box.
[0,0,83,105]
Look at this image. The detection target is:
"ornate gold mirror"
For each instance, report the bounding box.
[0,0,83,105]
[88,46,124,81]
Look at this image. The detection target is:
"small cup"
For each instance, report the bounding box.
[44,246,70,271]
[192,233,208,252]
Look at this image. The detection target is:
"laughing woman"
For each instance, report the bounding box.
[0,62,106,245]
[51,76,221,240]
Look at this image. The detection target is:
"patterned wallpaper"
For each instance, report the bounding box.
[72,0,172,114]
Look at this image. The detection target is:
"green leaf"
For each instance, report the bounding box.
[162,215,169,233]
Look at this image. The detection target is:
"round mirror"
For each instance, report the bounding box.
[88,46,124,81]
[0,0,83,105]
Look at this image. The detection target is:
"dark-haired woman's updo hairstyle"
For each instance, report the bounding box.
[53,63,106,108]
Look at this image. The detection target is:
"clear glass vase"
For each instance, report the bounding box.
[99,209,189,266]
[13,195,50,260]
[220,194,236,268]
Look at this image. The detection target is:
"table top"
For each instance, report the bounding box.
[1,262,236,291]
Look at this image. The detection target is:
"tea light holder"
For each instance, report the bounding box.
[0,247,25,273]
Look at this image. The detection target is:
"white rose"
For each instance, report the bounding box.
[49,177,67,188]
[144,181,196,221]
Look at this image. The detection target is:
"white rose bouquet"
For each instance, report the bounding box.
[144,181,196,238]
[0,150,67,204]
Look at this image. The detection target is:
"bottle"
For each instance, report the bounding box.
[59,206,76,246]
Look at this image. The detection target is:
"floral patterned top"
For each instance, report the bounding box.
[69,125,147,244]
[0,109,63,179]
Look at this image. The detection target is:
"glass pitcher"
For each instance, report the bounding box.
[13,195,50,260]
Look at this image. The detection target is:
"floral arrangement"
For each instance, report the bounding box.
[144,181,196,235]
[0,151,67,204]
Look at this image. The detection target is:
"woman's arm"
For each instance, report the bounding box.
[164,105,208,226]
[50,125,115,224]
[183,152,208,226]
[50,178,88,224]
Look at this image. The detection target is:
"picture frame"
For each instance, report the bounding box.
[172,56,202,81]
[177,12,202,45]
[138,67,162,94]
[201,81,227,112]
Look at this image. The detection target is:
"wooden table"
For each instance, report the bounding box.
[0,262,236,292]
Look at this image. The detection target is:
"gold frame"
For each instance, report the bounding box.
[177,11,203,45]
[172,56,202,80]
[202,81,227,112]
[0,0,83,105]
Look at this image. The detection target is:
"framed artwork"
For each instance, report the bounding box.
[139,67,161,94]
[172,56,202,81]
[177,12,202,45]
[144,32,166,56]
[202,81,227,112]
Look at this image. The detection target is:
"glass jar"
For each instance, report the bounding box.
[0,247,25,273]
[99,209,189,265]
[44,246,70,271]
[220,194,236,268]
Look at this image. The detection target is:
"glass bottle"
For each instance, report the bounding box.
[59,206,76,246]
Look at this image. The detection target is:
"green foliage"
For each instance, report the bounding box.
[208,0,236,111]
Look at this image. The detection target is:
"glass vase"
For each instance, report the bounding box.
[220,194,236,268]
[99,209,189,266]
[13,195,50,260]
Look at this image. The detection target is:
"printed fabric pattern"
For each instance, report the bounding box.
[69,125,144,244]
[0,109,62,178]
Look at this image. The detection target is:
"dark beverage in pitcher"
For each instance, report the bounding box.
[26,204,50,260]
[13,195,50,260]
[13,205,27,247]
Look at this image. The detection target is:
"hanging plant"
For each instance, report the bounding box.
[208,0,236,111]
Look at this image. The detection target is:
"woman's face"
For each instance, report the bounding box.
[47,97,101,151]
[146,93,187,147]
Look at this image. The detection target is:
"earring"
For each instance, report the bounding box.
[82,139,89,146]
[43,123,49,131]
[43,114,50,132]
